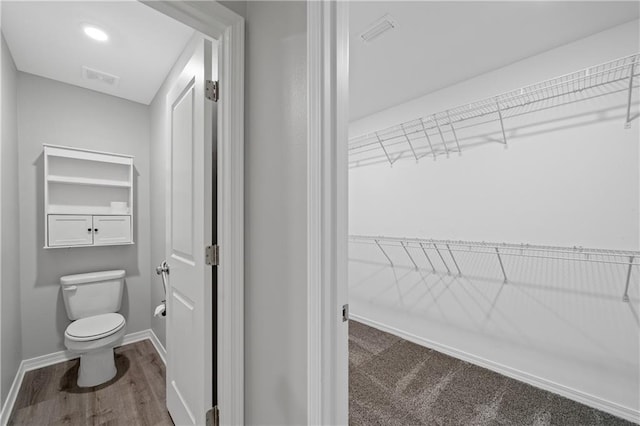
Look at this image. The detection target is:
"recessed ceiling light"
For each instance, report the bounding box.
[83,25,109,42]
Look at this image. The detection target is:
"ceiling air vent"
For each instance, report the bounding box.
[360,14,397,43]
[82,66,120,87]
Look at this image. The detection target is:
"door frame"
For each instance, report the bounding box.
[141,2,244,425]
[307,1,350,425]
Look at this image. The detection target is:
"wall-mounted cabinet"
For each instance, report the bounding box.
[44,145,134,248]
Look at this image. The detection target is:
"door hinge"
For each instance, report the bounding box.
[342,304,349,322]
[206,406,219,426]
[206,80,219,102]
[205,244,220,266]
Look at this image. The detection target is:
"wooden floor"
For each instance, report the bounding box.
[8,340,173,426]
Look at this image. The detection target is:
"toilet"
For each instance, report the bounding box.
[60,270,127,387]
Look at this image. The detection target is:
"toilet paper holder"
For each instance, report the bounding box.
[155,261,169,317]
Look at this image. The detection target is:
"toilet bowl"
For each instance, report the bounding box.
[64,313,126,387]
[60,270,126,387]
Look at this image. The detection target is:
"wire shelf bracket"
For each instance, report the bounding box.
[433,115,450,158]
[374,239,394,266]
[495,99,508,148]
[446,243,462,276]
[432,243,452,275]
[400,123,419,162]
[419,118,437,161]
[625,62,636,129]
[446,111,462,156]
[400,240,419,270]
[495,247,508,283]
[623,255,635,302]
[375,132,394,166]
[419,242,436,272]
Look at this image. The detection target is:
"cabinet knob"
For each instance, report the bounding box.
[94,228,99,233]
[87,228,92,233]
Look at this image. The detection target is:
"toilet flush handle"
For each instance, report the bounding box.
[63,285,78,291]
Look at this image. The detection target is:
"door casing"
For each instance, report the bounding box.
[140,2,245,425]
[307,2,350,426]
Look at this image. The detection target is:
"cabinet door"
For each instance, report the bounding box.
[93,216,132,245]
[48,215,93,247]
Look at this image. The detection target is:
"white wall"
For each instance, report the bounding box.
[0,33,22,407]
[349,20,640,417]
[244,2,308,424]
[17,73,151,359]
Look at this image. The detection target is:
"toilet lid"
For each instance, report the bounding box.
[65,313,125,341]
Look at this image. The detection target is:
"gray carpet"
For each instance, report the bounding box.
[349,321,635,426]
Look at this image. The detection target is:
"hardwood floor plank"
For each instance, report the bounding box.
[7,341,174,426]
[8,399,57,425]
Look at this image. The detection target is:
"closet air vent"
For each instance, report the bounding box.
[360,14,397,43]
[82,66,120,87]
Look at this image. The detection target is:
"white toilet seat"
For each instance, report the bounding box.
[65,313,125,342]
[64,313,126,353]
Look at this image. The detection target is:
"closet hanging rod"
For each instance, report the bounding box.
[349,53,640,163]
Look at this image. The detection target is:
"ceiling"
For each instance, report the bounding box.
[2,1,195,105]
[350,1,640,121]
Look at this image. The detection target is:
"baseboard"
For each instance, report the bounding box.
[0,359,27,426]
[121,329,166,365]
[350,313,640,425]
[147,329,167,365]
[0,329,166,426]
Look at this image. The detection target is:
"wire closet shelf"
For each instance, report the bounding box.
[349,53,640,167]
[349,235,640,302]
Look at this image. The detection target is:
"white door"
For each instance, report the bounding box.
[165,38,215,426]
[47,215,93,247]
[93,216,131,245]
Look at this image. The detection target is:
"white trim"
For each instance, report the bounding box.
[216,11,245,426]
[147,329,167,366]
[307,1,350,425]
[0,329,166,426]
[0,362,25,426]
[0,7,3,422]
[140,3,244,425]
[43,143,135,159]
[351,313,640,425]
[20,348,76,372]
[307,3,322,422]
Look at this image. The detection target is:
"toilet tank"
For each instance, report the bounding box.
[60,270,125,320]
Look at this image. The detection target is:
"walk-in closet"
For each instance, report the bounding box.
[347,2,640,425]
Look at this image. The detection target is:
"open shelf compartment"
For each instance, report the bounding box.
[44,144,134,248]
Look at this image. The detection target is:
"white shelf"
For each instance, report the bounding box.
[350,234,640,262]
[47,205,131,215]
[44,145,134,248]
[47,175,131,188]
[44,144,134,165]
[349,53,640,167]
[350,234,640,302]
[43,242,135,250]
